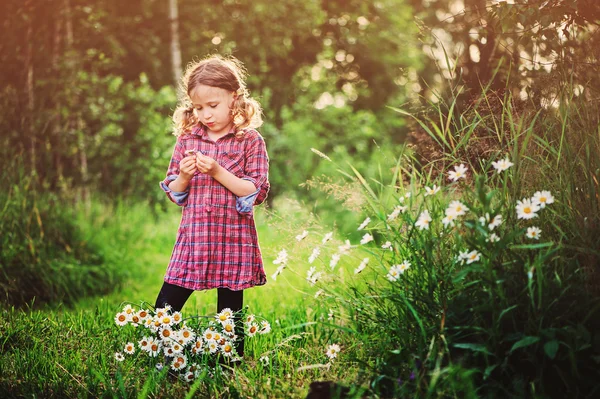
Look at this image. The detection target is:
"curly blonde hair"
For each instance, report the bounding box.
[172,54,263,138]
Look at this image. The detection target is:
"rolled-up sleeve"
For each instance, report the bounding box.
[160,138,189,207]
[236,133,270,214]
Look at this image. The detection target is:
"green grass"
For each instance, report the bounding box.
[0,200,370,399]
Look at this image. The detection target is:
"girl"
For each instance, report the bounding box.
[155,55,270,358]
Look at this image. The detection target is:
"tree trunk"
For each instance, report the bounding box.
[169,0,182,89]
[24,0,35,177]
[52,7,64,191]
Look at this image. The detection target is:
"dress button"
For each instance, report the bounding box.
[206,206,212,213]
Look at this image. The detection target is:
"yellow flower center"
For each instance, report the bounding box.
[524,207,531,214]
[118,315,126,322]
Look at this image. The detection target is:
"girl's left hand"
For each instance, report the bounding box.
[195,154,221,176]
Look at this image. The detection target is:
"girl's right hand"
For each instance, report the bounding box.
[179,155,198,181]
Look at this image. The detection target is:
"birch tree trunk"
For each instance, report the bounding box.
[169,0,183,89]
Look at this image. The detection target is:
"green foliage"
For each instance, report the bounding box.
[0,163,123,306]
[303,84,600,397]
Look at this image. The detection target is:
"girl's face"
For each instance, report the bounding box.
[190,84,236,136]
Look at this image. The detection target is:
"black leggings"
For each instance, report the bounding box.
[154,282,245,355]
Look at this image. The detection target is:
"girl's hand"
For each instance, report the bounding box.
[179,155,198,181]
[196,154,221,176]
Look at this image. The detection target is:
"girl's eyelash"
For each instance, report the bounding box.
[195,105,218,110]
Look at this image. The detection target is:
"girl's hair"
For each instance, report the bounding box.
[172,55,263,138]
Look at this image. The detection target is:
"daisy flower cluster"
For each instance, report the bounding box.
[113,304,271,382]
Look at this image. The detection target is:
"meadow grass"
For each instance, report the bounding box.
[0,198,372,399]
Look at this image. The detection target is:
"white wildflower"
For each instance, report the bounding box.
[516,198,540,220]
[329,253,341,269]
[322,232,334,244]
[354,258,369,274]
[325,344,341,360]
[415,209,432,230]
[492,157,514,173]
[526,226,541,240]
[532,191,554,208]
[424,184,441,196]
[448,163,468,182]
[272,249,288,265]
[308,247,321,264]
[381,241,393,251]
[360,233,374,245]
[295,230,309,241]
[357,217,371,231]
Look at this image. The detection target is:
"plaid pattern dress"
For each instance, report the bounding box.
[160,125,270,291]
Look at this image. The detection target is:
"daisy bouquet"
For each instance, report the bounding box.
[113,303,271,382]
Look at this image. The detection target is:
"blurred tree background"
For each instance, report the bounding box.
[1,0,598,209]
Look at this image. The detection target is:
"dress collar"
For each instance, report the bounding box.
[191,124,241,141]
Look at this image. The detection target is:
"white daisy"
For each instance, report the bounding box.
[424,184,440,196]
[526,226,541,239]
[216,308,233,324]
[486,233,500,243]
[360,233,374,245]
[382,241,393,251]
[327,309,334,321]
[171,311,183,325]
[114,312,128,327]
[314,289,324,298]
[271,265,286,280]
[415,210,432,230]
[220,341,235,357]
[329,253,341,269]
[259,355,270,366]
[492,157,514,173]
[273,249,288,265]
[183,371,196,383]
[448,163,468,182]
[124,342,135,355]
[191,338,203,355]
[147,338,162,358]
[337,240,353,254]
[387,265,401,282]
[260,320,271,334]
[397,261,411,273]
[202,328,216,342]
[354,258,369,274]
[322,232,334,244]
[138,337,150,352]
[387,205,407,221]
[516,198,540,220]
[466,250,481,264]
[295,230,309,241]
[532,191,554,208]
[446,200,469,216]
[222,320,236,337]
[325,344,341,360]
[442,213,457,228]
[489,214,502,230]
[357,217,371,231]
[122,304,135,316]
[457,250,470,265]
[115,352,125,362]
[308,247,321,264]
[247,323,259,337]
[171,354,188,371]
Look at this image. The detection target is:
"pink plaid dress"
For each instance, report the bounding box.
[160,125,270,291]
